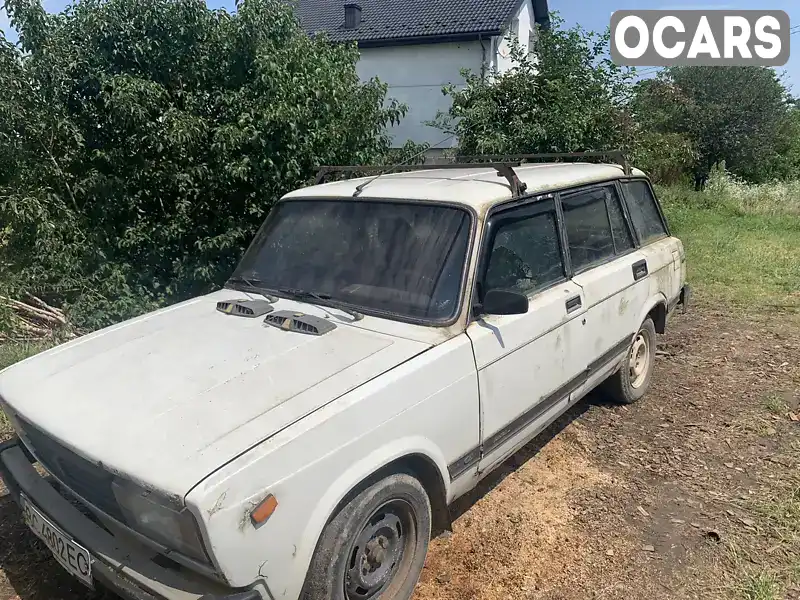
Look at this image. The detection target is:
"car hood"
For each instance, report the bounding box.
[0,290,431,497]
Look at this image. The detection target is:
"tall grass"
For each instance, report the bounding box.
[704,167,800,217]
[657,168,800,311]
[659,165,800,217]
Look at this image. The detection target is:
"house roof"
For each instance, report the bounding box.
[289,0,550,46]
[283,163,646,214]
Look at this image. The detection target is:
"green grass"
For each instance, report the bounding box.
[658,184,800,311]
[738,571,781,600]
[729,489,800,600]
[758,487,800,541]
[0,340,54,371]
[763,394,788,416]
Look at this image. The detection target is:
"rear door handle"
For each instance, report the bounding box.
[565,295,582,313]
[632,259,648,281]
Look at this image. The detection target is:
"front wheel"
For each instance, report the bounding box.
[300,472,431,600]
[603,317,657,404]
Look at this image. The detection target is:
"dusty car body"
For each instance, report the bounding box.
[0,160,688,600]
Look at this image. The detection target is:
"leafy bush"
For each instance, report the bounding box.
[634,67,795,186]
[432,15,636,156]
[0,0,406,331]
[631,131,696,186]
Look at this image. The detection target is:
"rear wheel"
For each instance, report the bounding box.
[300,472,431,600]
[603,317,656,404]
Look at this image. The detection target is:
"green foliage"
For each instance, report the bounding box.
[433,15,636,155]
[630,131,696,186]
[634,67,794,185]
[433,16,796,187]
[0,0,405,330]
[657,173,800,311]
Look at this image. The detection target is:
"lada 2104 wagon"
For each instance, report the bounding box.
[0,155,689,600]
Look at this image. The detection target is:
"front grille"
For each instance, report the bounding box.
[19,419,126,521]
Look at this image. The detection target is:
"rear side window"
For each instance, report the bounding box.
[561,188,616,271]
[621,181,667,244]
[484,204,565,295]
[606,186,634,253]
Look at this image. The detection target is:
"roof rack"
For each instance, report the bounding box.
[313,150,630,198]
[455,150,630,176]
[314,162,528,197]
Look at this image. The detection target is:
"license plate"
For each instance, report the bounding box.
[20,493,94,587]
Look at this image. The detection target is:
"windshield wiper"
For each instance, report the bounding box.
[278,288,363,321]
[226,277,279,302]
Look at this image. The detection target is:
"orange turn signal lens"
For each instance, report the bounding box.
[250,494,278,525]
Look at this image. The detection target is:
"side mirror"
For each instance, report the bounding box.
[480,289,529,316]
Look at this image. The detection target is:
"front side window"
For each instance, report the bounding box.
[561,188,616,271]
[483,203,565,296]
[230,199,471,321]
[621,180,668,244]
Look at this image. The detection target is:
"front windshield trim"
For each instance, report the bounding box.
[229,195,478,328]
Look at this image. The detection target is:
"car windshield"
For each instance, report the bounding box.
[229,199,472,322]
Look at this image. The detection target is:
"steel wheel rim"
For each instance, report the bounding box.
[628,332,650,389]
[344,499,417,600]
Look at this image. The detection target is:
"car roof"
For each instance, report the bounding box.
[282,162,648,214]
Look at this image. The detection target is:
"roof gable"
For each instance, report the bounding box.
[289,0,545,45]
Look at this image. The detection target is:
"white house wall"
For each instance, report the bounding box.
[356,41,485,148]
[493,0,536,73]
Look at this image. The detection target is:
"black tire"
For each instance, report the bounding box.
[300,472,431,600]
[603,317,657,405]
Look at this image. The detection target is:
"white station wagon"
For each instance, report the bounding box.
[0,157,688,600]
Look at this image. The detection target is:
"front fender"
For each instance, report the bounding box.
[288,437,450,593]
[189,334,479,600]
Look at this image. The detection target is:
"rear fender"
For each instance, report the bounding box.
[638,293,668,333]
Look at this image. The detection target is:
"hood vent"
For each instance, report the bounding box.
[263,311,337,335]
[217,299,274,318]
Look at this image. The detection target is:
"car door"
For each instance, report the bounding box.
[559,183,650,393]
[620,179,683,307]
[466,197,588,476]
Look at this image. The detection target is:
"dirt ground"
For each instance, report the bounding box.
[1,298,799,600]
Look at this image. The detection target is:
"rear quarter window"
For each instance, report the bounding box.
[621,181,668,244]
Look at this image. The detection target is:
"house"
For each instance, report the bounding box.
[291,0,551,153]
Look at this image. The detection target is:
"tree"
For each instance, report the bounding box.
[0,0,406,330]
[634,66,794,187]
[432,14,636,156]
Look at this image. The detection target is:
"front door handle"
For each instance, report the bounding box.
[565,295,582,313]
[632,259,648,281]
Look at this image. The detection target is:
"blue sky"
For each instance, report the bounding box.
[554,0,799,93]
[1,0,797,92]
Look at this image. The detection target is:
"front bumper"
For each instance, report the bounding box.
[0,437,260,600]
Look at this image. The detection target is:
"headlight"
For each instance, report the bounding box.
[112,480,209,563]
